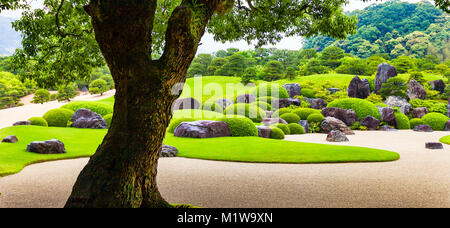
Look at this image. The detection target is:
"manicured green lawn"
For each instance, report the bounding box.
[440,135,450,145]
[0,126,399,176]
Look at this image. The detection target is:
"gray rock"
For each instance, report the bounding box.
[375,63,397,92]
[257,126,271,138]
[413,125,433,132]
[174,120,231,138]
[444,120,450,131]
[321,107,358,126]
[26,139,66,154]
[12,121,31,126]
[283,83,301,98]
[320,117,355,135]
[327,88,340,94]
[172,97,201,110]
[216,98,233,109]
[380,107,398,128]
[71,109,108,129]
[407,80,427,100]
[425,142,443,150]
[298,120,309,133]
[265,111,274,118]
[272,98,301,109]
[429,80,446,93]
[2,135,18,143]
[360,116,380,130]
[347,76,370,99]
[447,98,450,118]
[384,96,412,115]
[160,145,178,157]
[412,107,429,119]
[326,130,349,142]
[305,98,327,110]
[379,125,397,131]
[236,94,257,104]
[261,118,288,126]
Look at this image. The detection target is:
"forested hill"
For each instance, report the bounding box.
[303,0,449,61]
[0,16,21,56]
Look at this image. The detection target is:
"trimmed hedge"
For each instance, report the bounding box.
[272,108,292,118]
[43,108,74,127]
[28,117,48,127]
[307,113,325,123]
[422,112,449,131]
[287,123,305,135]
[292,108,320,120]
[223,103,266,122]
[168,117,199,133]
[301,88,315,98]
[280,113,300,124]
[202,101,224,113]
[251,101,272,111]
[394,112,410,129]
[256,96,276,105]
[61,101,113,116]
[103,114,113,128]
[409,118,423,129]
[250,84,289,98]
[328,98,381,119]
[272,123,290,135]
[270,127,285,139]
[219,116,258,137]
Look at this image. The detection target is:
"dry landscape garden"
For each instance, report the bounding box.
[0,0,449,209]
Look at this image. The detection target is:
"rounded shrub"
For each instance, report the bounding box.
[287,123,305,135]
[103,114,113,128]
[307,113,325,123]
[219,116,258,137]
[168,117,199,133]
[394,112,410,129]
[256,96,276,105]
[272,108,292,118]
[422,113,449,131]
[292,108,320,120]
[33,89,51,104]
[409,118,423,129]
[272,123,290,135]
[61,101,113,116]
[270,127,285,140]
[251,101,271,111]
[280,113,300,124]
[350,121,361,130]
[43,108,74,127]
[28,117,48,127]
[301,88,315,98]
[223,103,266,122]
[202,101,223,113]
[327,98,381,119]
[250,84,289,98]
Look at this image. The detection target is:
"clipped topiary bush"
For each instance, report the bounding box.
[280,113,300,124]
[287,123,305,135]
[103,114,113,128]
[409,118,423,129]
[256,96,276,105]
[43,108,74,127]
[28,117,48,127]
[61,101,113,116]
[292,108,320,120]
[422,112,449,131]
[328,98,381,119]
[307,113,325,123]
[270,127,285,139]
[272,123,290,135]
[410,99,447,115]
[251,101,272,111]
[223,103,266,122]
[350,121,361,130]
[168,117,199,133]
[250,84,289,98]
[272,108,292,118]
[301,88,315,98]
[219,116,258,137]
[394,112,410,129]
[202,101,224,113]
[33,89,51,104]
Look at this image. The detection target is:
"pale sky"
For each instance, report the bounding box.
[0,0,429,54]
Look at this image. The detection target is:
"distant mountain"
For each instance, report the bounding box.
[0,16,21,56]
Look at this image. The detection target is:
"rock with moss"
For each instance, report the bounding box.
[429,80,445,93]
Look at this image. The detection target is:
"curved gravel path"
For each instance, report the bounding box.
[0,130,448,208]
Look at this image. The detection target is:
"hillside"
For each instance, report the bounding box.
[0,16,21,55]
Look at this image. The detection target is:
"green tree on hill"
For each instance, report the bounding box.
[262,60,283,81]
[89,79,108,96]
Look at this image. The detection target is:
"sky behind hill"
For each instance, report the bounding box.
[0,0,430,54]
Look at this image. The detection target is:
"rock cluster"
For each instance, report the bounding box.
[321,107,358,126]
[174,120,231,138]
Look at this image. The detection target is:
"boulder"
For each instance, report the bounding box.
[412,107,429,119]
[413,125,433,132]
[298,120,309,133]
[347,76,370,99]
[272,98,301,109]
[261,118,288,126]
[444,120,450,131]
[425,142,443,150]
[384,96,412,115]
[326,130,349,142]
[379,125,397,131]
[236,94,257,104]
[380,107,398,128]
[407,80,427,100]
[429,80,446,93]
[173,120,231,138]
[172,97,201,110]
[1,135,18,143]
[375,63,397,92]
[320,117,355,135]
[360,116,380,130]
[257,126,271,138]
[321,107,358,126]
[327,88,340,94]
[71,109,108,129]
[305,98,327,110]
[26,139,66,154]
[447,98,450,118]
[265,111,274,118]
[12,121,30,126]
[160,145,178,157]
[283,83,301,98]
[216,98,233,109]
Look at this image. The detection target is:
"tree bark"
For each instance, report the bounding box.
[65,0,221,208]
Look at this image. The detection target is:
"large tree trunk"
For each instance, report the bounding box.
[65,0,221,208]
